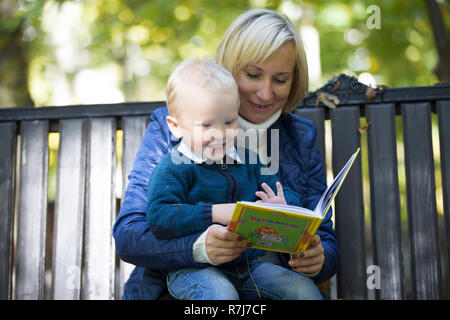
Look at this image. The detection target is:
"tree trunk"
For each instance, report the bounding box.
[424,0,450,83]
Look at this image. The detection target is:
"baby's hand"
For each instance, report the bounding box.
[255,182,287,205]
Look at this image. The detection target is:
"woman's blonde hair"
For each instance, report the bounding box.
[215,9,309,112]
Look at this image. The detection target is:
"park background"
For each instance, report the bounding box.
[1,0,449,299]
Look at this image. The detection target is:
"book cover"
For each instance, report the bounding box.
[228,202,323,254]
[227,148,360,254]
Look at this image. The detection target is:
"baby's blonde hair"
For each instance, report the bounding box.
[215,9,309,112]
[165,58,239,116]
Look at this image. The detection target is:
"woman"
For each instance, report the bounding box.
[113,8,339,300]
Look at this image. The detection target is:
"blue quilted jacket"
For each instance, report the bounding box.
[113,107,339,300]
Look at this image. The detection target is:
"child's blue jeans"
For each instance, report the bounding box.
[166,260,323,300]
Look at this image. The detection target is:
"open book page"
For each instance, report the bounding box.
[237,148,359,220]
[238,201,322,218]
[314,148,360,217]
[229,149,359,254]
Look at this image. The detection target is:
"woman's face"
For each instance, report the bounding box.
[236,41,297,124]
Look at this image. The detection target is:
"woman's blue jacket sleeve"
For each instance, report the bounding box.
[113,108,207,270]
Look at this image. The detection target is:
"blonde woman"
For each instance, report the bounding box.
[114,9,338,300]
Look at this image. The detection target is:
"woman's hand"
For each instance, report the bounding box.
[288,235,324,274]
[255,182,287,205]
[205,225,249,265]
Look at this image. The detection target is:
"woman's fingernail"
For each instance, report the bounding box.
[298,252,304,258]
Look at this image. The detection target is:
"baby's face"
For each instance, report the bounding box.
[177,89,239,161]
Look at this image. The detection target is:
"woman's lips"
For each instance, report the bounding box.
[249,100,271,111]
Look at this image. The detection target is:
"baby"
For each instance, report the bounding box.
[146,58,305,300]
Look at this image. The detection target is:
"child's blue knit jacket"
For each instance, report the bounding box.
[146,147,301,261]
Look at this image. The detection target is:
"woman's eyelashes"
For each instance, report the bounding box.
[274,78,288,84]
[246,72,289,85]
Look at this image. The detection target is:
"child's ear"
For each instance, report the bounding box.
[166,115,183,139]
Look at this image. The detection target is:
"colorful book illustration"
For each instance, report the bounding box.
[228,148,360,254]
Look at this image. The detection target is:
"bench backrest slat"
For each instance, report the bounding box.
[116,115,148,299]
[0,122,17,300]
[82,118,116,300]
[15,120,49,299]
[330,106,366,300]
[294,108,326,164]
[52,119,87,299]
[366,103,404,299]
[437,101,450,288]
[402,102,442,299]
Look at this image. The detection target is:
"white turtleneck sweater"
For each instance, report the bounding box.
[237,109,282,166]
[193,110,283,266]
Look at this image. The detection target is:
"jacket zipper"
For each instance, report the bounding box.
[218,163,238,203]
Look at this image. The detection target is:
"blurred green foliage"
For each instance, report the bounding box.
[0,0,448,108]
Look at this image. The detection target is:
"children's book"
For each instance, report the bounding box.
[228,148,360,254]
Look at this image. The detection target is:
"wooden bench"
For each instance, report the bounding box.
[0,74,449,300]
